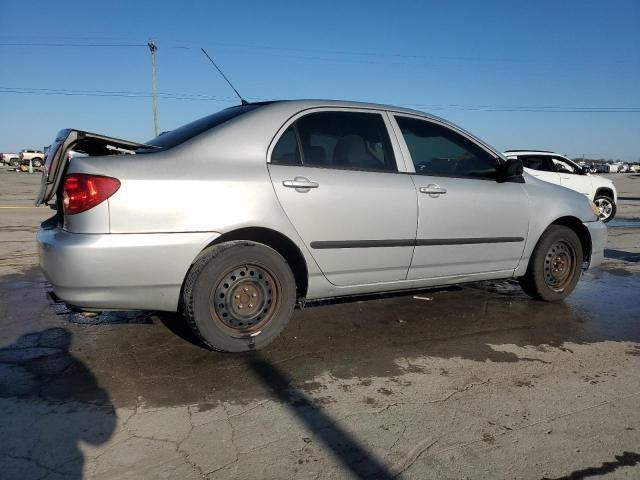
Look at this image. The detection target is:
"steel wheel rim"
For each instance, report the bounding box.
[594,198,613,221]
[543,240,576,292]
[209,264,279,337]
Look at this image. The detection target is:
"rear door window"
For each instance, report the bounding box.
[293,111,397,171]
[271,126,302,165]
[520,155,556,172]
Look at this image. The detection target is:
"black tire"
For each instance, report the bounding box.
[31,158,43,168]
[9,158,19,167]
[182,241,296,352]
[519,225,583,302]
[593,195,616,223]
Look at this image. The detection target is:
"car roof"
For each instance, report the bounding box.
[254,99,503,157]
[504,150,568,158]
[258,98,449,122]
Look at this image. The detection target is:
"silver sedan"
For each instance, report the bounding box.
[36,100,606,352]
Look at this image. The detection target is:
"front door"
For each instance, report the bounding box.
[552,157,593,199]
[268,110,417,286]
[392,115,530,280]
[515,155,561,186]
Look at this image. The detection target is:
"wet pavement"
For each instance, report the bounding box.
[1,169,639,479]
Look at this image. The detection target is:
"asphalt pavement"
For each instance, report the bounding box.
[1,168,639,479]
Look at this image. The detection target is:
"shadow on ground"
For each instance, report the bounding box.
[0,328,116,479]
[605,248,640,263]
[542,451,640,480]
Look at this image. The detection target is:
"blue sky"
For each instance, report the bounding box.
[1,0,639,160]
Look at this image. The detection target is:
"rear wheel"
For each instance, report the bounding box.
[519,225,583,301]
[182,241,296,352]
[9,158,19,167]
[31,158,43,168]
[594,195,616,222]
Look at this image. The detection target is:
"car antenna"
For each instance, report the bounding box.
[200,48,249,106]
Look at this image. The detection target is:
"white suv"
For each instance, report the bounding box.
[505,150,617,222]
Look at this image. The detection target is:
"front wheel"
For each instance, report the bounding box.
[31,158,43,168]
[182,241,296,352]
[594,195,616,222]
[9,158,19,167]
[519,225,583,302]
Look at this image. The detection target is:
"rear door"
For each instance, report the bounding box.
[392,115,529,280]
[268,109,417,286]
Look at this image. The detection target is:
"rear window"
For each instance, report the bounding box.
[141,104,261,151]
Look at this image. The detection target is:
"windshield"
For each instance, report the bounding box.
[139,104,261,152]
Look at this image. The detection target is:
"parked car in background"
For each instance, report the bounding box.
[19,149,45,168]
[1,152,20,166]
[19,157,44,171]
[504,150,618,222]
[630,164,640,173]
[37,100,606,352]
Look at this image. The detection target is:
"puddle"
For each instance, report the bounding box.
[46,292,153,325]
[3,266,640,408]
[567,269,640,342]
[479,270,640,344]
[66,311,154,325]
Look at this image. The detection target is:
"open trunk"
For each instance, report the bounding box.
[36,129,154,206]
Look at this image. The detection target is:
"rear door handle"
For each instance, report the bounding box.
[283,177,319,190]
[419,184,447,196]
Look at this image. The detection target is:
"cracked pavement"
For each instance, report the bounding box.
[1,169,639,479]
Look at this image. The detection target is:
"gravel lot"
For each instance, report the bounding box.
[1,168,639,479]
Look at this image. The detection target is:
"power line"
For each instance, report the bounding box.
[0,41,575,69]
[0,42,146,48]
[0,86,236,99]
[2,39,636,66]
[1,87,639,113]
[0,41,516,69]
[0,87,234,102]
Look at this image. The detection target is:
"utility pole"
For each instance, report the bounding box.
[148,40,159,137]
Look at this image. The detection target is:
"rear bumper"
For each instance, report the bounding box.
[37,226,219,311]
[584,220,607,270]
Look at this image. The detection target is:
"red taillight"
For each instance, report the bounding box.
[62,174,120,215]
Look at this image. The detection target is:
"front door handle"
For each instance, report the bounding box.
[283,177,319,190]
[419,184,447,196]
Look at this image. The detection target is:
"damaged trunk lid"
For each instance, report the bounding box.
[36,129,156,205]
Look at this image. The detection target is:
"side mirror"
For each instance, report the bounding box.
[497,158,523,182]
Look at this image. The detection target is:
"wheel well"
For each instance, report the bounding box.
[551,216,591,263]
[594,187,614,200]
[210,227,309,299]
